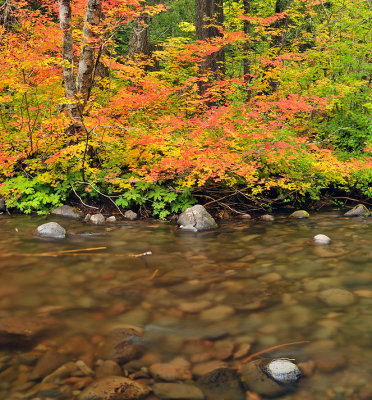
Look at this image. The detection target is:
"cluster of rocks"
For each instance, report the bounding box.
[0,316,306,400]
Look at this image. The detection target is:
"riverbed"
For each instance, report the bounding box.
[0,210,372,399]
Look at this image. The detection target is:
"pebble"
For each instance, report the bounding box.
[150,358,192,382]
[95,360,123,378]
[179,301,212,313]
[153,383,205,400]
[313,234,331,244]
[200,305,235,322]
[192,360,227,377]
[80,376,150,400]
[30,350,69,380]
[318,288,356,307]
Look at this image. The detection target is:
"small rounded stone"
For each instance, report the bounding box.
[266,359,302,384]
[313,234,331,244]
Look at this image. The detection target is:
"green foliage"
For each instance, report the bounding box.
[115,179,197,219]
[0,176,65,215]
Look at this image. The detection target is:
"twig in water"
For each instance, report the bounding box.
[149,268,159,280]
[237,340,310,373]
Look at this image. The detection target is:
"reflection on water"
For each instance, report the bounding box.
[0,212,372,399]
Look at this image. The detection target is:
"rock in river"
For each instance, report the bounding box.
[0,316,58,345]
[90,213,106,225]
[153,383,205,400]
[241,358,301,397]
[318,288,356,307]
[178,205,217,232]
[290,210,310,219]
[51,205,82,219]
[344,204,370,217]
[197,368,246,400]
[313,234,331,244]
[35,222,66,238]
[98,327,145,364]
[80,376,150,400]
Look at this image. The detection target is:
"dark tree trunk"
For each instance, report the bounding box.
[271,0,291,50]
[242,0,251,99]
[195,0,225,76]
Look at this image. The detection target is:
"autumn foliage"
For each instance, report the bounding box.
[0,0,371,216]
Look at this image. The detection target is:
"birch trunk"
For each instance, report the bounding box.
[58,0,80,120]
[77,0,103,103]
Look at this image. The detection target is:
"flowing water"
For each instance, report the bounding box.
[0,211,372,399]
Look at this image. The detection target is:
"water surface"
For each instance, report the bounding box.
[0,211,372,399]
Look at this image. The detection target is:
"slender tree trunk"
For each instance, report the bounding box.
[58,0,80,120]
[195,0,225,75]
[242,0,251,99]
[127,13,150,60]
[77,0,103,104]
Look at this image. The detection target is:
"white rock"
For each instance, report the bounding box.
[35,222,66,239]
[266,359,302,384]
[313,234,331,244]
[106,216,116,223]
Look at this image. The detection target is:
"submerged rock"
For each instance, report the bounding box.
[153,383,205,400]
[35,222,66,238]
[313,234,331,244]
[98,327,145,364]
[241,358,301,397]
[150,357,192,382]
[344,204,370,217]
[261,214,274,222]
[178,205,217,232]
[197,368,246,400]
[80,376,150,400]
[318,288,356,307]
[90,213,105,225]
[51,205,82,219]
[0,317,58,345]
[290,210,310,219]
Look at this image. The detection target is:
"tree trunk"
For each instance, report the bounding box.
[58,0,80,120]
[195,0,225,75]
[77,0,103,104]
[242,0,251,99]
[127,13,150,60]
[271,0,291,50]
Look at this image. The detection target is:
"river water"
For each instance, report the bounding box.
[0,211,372,399]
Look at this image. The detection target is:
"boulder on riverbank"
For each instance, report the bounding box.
[178,205,217,232]
[35,222,66,238]
[344,204,370,217]
[51,205,82,219]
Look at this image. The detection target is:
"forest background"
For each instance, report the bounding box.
[0,0,371,218]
